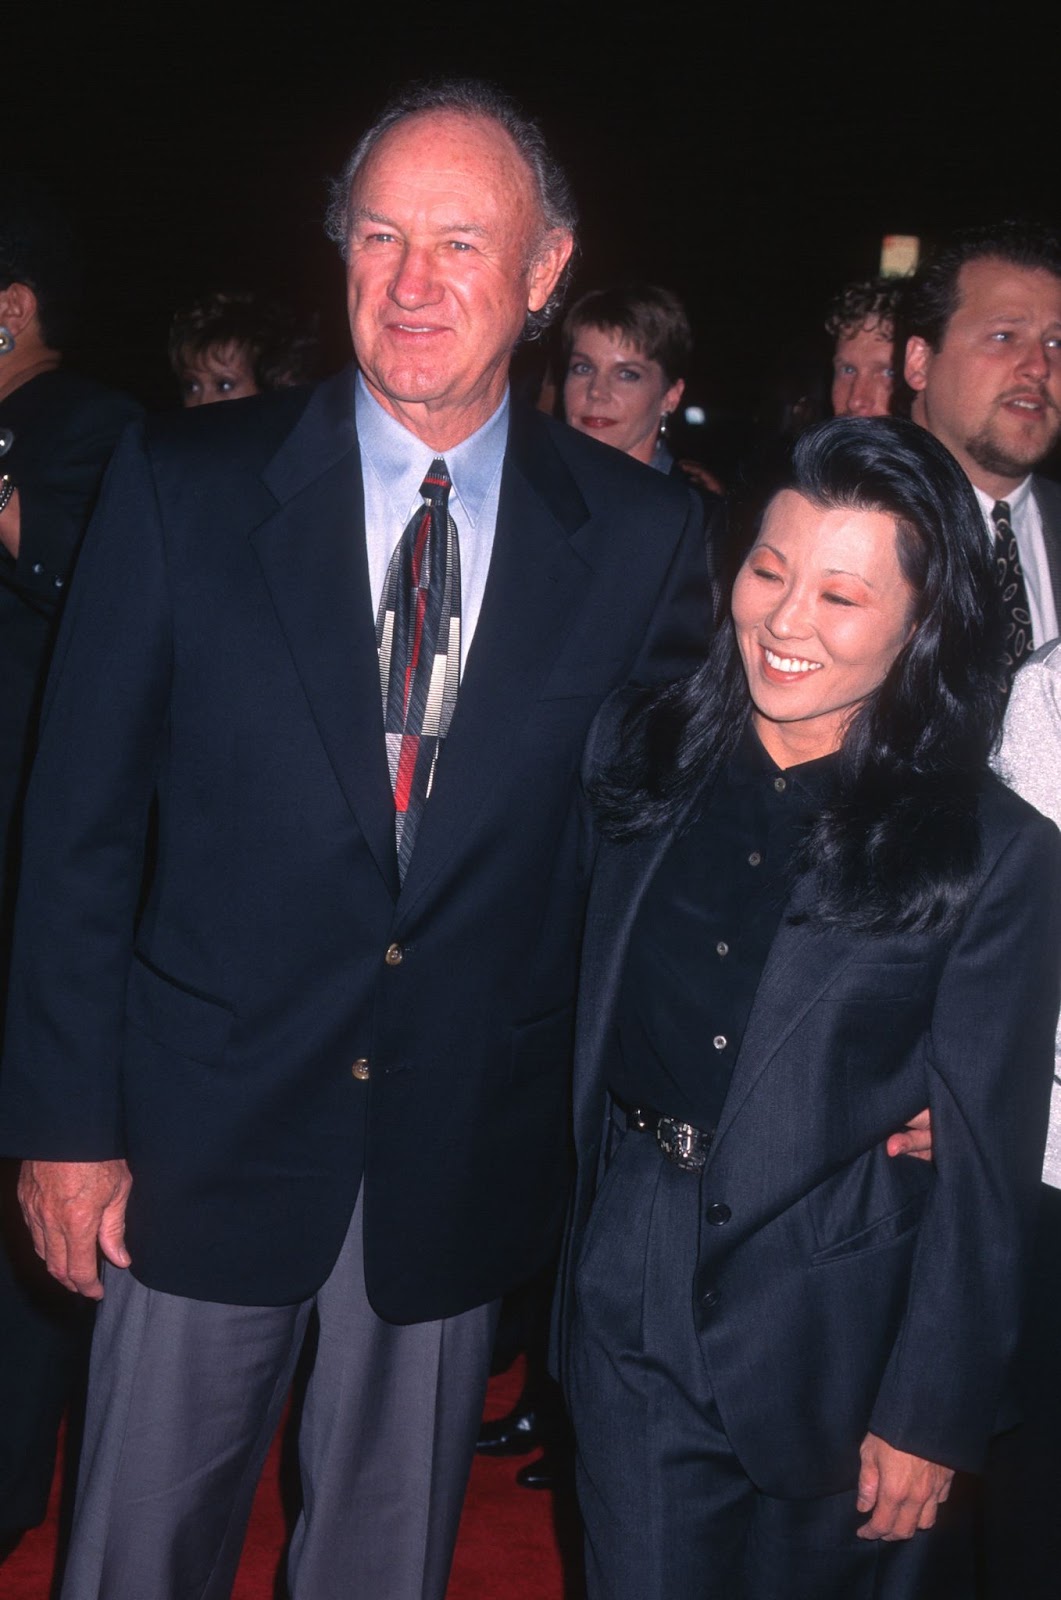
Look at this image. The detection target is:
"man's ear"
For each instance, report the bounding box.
[904,334,931,394]
[0,281,40,338]
[527,230,574,314]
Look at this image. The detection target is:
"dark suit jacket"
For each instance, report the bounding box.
[557,701,1061,1493]
[0,367,710,1320]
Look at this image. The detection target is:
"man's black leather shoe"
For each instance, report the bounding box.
[475,1406,543,1456]
[515,1439,575,1490]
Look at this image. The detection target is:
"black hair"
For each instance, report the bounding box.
[591,416,1005,935]
[0,178,82,350]
[168,291,319,393]
[324,77,577,341]
[562,283,692,384]
[908,220,1061,350]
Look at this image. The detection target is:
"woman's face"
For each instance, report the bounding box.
[731,489,917,768]
[177,341,259,407]
[563,324,684,465]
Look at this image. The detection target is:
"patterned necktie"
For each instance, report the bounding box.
[991,500,1033,684]
[376,458,462,881]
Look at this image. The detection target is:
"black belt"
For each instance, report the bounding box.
[614,1095,715,1173]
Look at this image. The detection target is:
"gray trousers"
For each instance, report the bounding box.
[60,1189,498,1600]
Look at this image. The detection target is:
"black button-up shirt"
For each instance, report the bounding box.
[610,729,837,1131]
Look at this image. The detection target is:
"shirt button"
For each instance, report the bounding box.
[53,576,64,589]
[384,942,403,966]
[716,941,729,958]
[351,1058,370,1081]
[32,562,44,575]
[713,1034,727,1051]
[773,776,787,793]
[706,1202,732,1226]
[748,851,762,867]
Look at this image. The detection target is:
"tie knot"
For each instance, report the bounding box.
[420,457,452,507]
[991,500,1012,532]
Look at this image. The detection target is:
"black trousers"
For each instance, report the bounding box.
[980,1181,1061,1600]
[565,1114,973,1600]
[0,1165,93,1537]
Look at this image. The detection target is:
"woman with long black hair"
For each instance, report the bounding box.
[557,416,1061,1599]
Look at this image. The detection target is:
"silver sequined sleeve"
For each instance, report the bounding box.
[996,639,1061,1189]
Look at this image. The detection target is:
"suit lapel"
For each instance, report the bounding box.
[396,407,595,912]
[251,370,399,898]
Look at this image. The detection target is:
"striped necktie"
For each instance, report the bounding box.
[376,458,462,881]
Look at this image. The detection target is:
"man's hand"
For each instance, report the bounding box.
[17,1158,132,1299]
[855,1432,953,1540]
[886,1106,933,1161]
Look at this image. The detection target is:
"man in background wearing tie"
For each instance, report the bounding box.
[0,79,711,1600]
[904,221,1061,684]
[906,218,1061,1596]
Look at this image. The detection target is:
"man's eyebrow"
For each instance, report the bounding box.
[349,208,489,239]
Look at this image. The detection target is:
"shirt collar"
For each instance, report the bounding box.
[354,373,510,530]
[732,721,839,801]
[972,474,1034,522]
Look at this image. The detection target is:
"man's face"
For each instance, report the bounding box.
[344,110,571,447]
[905,258,1061,493]
[831,321,895,418]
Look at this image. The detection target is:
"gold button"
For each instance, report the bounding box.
[351,1058,370,1081]
[384,942,403,966]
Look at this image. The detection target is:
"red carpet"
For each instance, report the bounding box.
[0,1359,583,1599]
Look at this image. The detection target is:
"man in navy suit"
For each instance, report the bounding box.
[0,80,711,1600]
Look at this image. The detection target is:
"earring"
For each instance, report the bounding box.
[659,409,671,439]
[0,327,14,356]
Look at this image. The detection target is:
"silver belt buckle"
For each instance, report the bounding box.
[656,1116,711,1172]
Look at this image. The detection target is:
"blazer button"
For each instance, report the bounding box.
[351,1058,370,1081]
[705,1203,731,1226]
[701,1287,721,1309]
[384,942,403,966]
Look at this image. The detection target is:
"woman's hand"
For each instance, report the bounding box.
[885,1106,933,1161]
[855,1432,953,1540]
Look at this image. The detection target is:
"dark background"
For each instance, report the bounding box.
[7,0,1055,426]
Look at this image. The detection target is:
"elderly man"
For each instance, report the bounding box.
[904,221,1061,681]
[0,80,711,1600]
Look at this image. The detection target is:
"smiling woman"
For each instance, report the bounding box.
[731,491,917,767]
[560,284,691,467]
[557,416,1061,1599]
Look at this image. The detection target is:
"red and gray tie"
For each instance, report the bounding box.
[376,458,462,881]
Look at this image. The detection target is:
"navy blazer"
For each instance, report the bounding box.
[558,702,1061,1491]
[0,368,713,1318]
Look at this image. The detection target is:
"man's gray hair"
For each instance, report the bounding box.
[324,78,578,340]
